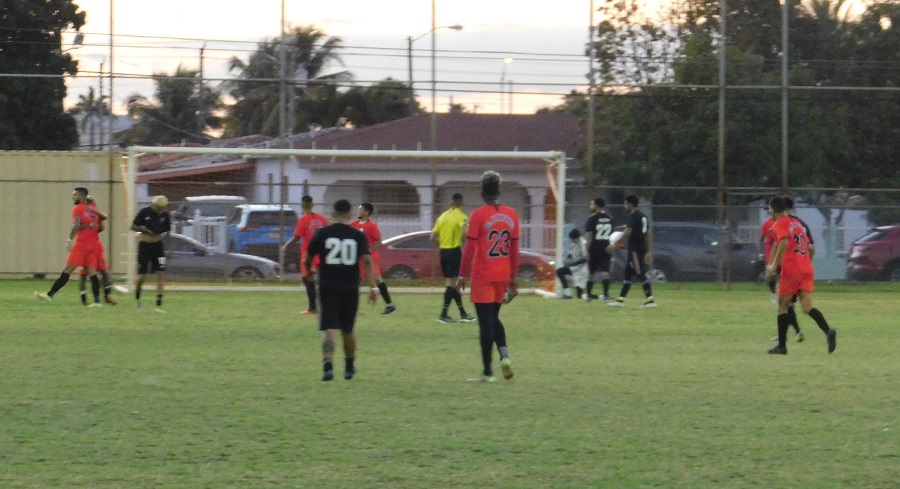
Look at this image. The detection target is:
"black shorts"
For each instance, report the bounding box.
[137,241,166,274]
[440,248,462,278]
[588,250,611,274]
[623,250,648,280]
[318,283,360,333]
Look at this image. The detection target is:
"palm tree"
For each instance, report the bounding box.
[120,65,222,146]
[225,24,351,137]
[69,87,108,149]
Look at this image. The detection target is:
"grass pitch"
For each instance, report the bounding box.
[1,280,897,488]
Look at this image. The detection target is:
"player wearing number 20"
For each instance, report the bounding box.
[304,199,380,381]
[457,171,518,382]
[584,197,613,300]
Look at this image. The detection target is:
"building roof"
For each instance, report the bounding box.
[137,113,584,179]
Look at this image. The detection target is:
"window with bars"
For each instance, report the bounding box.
[365,181,419,216]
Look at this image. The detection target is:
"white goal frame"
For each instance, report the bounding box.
[124,146,567,294]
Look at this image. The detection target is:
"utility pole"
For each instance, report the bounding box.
[197,44,206,137]
[98,61,104,151]
[586,0,596,184]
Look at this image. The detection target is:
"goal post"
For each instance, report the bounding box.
[125,146,567,294]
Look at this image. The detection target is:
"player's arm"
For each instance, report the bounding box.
[766,238,788,278]
[430,217,442,245]
[87,207,108,221]
[609,228,631,253]
[69,216,81,240]
[645,227,653,262]
[282,235,300,253]
[455,237,476,291]
[360,253,380,303]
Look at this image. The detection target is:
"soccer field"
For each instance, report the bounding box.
[2,280,897,488]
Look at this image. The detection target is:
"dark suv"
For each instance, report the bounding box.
[612,221,762,282]
[846,225,900,281]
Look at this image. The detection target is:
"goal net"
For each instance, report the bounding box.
[124,146,567,295]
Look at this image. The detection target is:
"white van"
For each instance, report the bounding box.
[174,195,249,221]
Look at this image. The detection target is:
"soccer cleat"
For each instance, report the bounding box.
[466,375,496,383]
[104,296,117,305]
[87,303,103,308]
[796,331,805,342]
[599,295,610,301]
[767,345,788,355]
[608,297,625,307]
[641,297,657,308]
[459,313,477,323]
[34,291,51,302]
[322,370,334,381]
[153,307,167,314]
[382,304,397,315]
[561,295,572,300]
[827,328,837,353]
[344,367,357,380]
[301,309,317,315]
[437,315,454,324]
[500,357,514,380]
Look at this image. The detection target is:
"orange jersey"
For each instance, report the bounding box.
[464,204,520,282]
[759,217,777,262]
[351,219,382,261]
[293,213,328,255]
[72,203,101,244]
[773,215,814,275]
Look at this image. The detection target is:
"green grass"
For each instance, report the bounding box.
[1,280,897,488]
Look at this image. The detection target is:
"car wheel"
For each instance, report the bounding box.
[385,266,416,280]
[231,266,263,279]
[884,262,900,282]
[517,264,538,282]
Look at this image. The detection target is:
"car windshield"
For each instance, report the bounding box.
[857,229,886,243]
[186,202,242,217]
[247,211,297,226]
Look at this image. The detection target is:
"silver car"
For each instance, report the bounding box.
[164,233,280,279]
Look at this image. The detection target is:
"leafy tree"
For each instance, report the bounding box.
[0,0,85,149]
[119,65,222,146]
[225,25,350,137]
[342,78,418,127]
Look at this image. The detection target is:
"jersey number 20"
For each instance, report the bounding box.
[324,238,358,265]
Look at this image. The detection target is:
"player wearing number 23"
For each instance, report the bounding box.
[456,171,518,382]
[304,199,380,381]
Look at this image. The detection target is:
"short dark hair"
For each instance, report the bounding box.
[784,196,795,210]
[569,228,581,239]
[360,202,374,214]
[301,195,313,205]
[593,197,605,208]
[625,194,639,207]
[481,171,501,200]
[333,199,352,214]
[451,193,464,203]
[74,187,89,196]
[769,196,787,213]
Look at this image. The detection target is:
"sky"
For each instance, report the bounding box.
[65,0,603,116]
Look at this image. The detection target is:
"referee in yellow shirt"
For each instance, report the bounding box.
[431,193,476,324]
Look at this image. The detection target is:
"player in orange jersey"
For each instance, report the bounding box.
[35,187,104,304]
[351,202,396,314]
[456,171,518,382]
[283,195,328,315]
[77,196,117,306]
[765,196,836,355]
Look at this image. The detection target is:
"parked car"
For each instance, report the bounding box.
[172,195,249,222]
[610,222,762,282]
[846,225,900,281]
[165,233,279,279]
[226,205,300,268]
[378,231,555,282]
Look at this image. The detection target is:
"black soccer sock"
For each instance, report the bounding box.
[345,357,354,371]
[475,303,494,376]
[575,286,583,298]
[104,285,112,299]
[585,280,594,295]
[323,358,333,373]
[452,287,464,308]
[557,268,570,289]
[377,282,392,304]
[135,289,141,301]
[620,282,632,298]
[80,290,87,304]
[442,287,453,312]
[90,275,101,302]
[786,305,800,333]
[768,279,777,294]
[303,278,316,311]
[156,294,163,307]
[642,279,653,298]
[493,304,507,351]
[48,272,70,298]
[602,279,611,297]
[777,313,791,348]
[807,308,832,334]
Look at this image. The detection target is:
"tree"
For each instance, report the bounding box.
[225,25,350,137]
[341,78,419,127]
[68,87,108,149]
[119,65,222,146]
[0,0,85,149]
